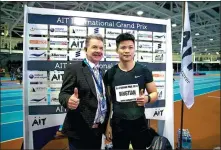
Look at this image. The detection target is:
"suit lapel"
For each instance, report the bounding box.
[100,68,105,79]
[82,61,97,98]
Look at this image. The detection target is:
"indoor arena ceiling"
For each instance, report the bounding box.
[0,1,220,54]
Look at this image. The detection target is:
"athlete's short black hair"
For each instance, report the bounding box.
[116,33,135,50]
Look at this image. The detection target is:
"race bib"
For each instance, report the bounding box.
[115,84,139,102]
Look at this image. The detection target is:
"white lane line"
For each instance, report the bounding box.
[208,96,220,99]
[175,90,220,102]
[0,137,23,143]
[1,110,23,115]
[174,83,220,94]
[0,99,22,102]
[0,120,23,125]
[1,104,22,107]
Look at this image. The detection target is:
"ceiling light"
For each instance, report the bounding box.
[172,24,177,27]
[195,33,200,36]
[21,35,24,37]
[1,32,4,35]
[137,11,143,16]
[205,49,207,51]
[208,53,210,55]
[216,52,219,55]
[194,46,196,48]
[210,38,213,41]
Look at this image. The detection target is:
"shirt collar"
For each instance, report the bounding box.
[85,58,99,69]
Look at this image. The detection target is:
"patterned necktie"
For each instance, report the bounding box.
[93,65,106,123]
[93,65,100,84]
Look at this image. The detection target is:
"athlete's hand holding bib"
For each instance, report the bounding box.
[136,89,148,106]
[68,87,80,110]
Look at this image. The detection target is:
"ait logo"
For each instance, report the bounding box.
[153,109,164,117]
[94,28,99,34]
[32,117,46,126]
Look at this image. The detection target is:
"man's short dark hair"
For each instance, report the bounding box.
[116,33,135,50]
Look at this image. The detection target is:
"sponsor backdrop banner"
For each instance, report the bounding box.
[23,6,174,149]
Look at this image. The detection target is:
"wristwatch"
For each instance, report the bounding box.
[147,95,151,103]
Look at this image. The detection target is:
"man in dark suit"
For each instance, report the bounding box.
[59,34,108,149]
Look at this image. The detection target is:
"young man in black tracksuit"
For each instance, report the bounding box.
[104,33,158,149]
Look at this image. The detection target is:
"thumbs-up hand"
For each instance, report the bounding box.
[68,88,80,110]
[140,89,144,95]
[136,89,147,106]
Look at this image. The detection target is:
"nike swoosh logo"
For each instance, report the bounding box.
[135,75,142,78]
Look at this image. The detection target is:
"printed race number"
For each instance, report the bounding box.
[115,84,139,102]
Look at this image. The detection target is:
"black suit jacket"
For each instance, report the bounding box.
[59,61,109,138]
